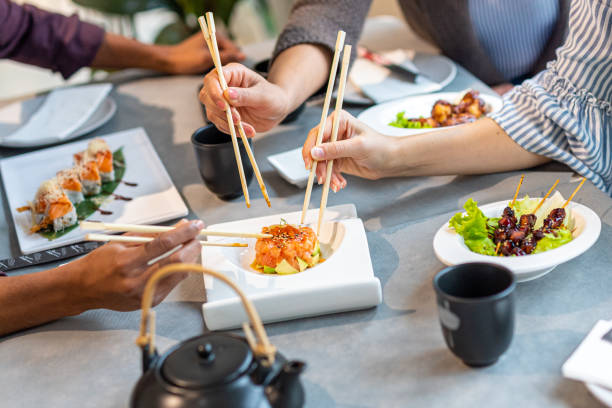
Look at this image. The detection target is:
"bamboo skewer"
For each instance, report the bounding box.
[198,15,250,208]
[562,177,586,208]
[317,44,352,235]
[533,179,560,214]
[85,233,248,248]
[199,13,271,208]
[510,174,525,207]
[300,31,346,224]
[495,242,501,256]
[80,221,272,239]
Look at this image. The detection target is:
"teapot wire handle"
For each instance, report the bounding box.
[135,263,277,364]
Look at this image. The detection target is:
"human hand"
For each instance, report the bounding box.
[302,110,397,191]
[492,82,514,96]
[70,220,204,311]
[163,32,245,75]
[199,63,290,136]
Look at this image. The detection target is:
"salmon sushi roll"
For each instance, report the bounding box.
[26,179,77,233]
[56,168,84,204]
[78,161,101,196]
[86,139,114,182]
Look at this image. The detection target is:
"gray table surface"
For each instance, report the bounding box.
[1,61,611,408]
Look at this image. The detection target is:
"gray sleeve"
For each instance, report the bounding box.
[272,0,372,64]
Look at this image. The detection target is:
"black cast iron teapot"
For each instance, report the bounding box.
[130,263,306,408]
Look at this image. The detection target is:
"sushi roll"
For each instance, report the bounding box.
[77,161,101,196]
[85,139,114,182]
[28,179,77,233]
[56,168,84,204]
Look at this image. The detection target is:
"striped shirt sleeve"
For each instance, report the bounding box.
[491,0,612,195]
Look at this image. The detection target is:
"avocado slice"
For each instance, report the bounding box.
[311,252,320,265]
[263,265,276,274]
[276,259,299,275]
[297,257,309,272]
[312,242,320,256]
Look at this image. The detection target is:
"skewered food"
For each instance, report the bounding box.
[449,191,574,257]
[252,221,322,274]
[389,90,489,129]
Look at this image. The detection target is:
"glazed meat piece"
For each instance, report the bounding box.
[431,100,453,124]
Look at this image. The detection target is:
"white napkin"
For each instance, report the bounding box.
[0,83,112,144]
[349,49,441,104]
[562,320,612,390]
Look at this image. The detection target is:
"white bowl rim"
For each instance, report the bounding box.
[433,199,601,276]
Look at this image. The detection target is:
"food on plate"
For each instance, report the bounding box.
[449,191,574,257]
[252,221,322,274]
[389,90,489,129]
[56,168,84,204]
[16,139,129,240]
[75,138,115,186]
[18,179,77,233]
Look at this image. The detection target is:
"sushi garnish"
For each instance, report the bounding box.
[78,161,102,196]
[80,139,115,182]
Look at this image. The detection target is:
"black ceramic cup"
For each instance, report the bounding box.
[191,124,254,200]
[433,262,516,367]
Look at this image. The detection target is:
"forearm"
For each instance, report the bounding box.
[387,118,550,177]
[0,263,85,336]
[268,44,332,112]
[91,32,170,72]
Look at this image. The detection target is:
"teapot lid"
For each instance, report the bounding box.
[161,333,252,389]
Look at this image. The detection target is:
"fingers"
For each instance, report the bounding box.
[150,239,202,305]
[141,220,204,261]
[302,110,356,169]
[311,138,356,162]
[223,84,267,108]
[302,125,320,170]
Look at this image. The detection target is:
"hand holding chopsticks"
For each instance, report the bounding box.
[198,12,271,208]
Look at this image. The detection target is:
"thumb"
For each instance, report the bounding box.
[310,139,359,161]
[225,86,267,108]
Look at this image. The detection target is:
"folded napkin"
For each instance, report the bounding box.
[562,320,612,390]
[349,49,442,104]
[0,83,112,144]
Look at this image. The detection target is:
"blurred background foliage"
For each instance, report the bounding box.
[72,0,278,44]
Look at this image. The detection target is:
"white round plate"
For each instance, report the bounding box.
[357,91,503,137]
[0,96,116,148]
[433,199,601,282]
[587,383,612,407]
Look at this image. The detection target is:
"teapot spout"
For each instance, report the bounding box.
[269,360,306,408]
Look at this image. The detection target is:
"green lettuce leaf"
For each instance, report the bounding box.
[533,228,573,254]
[449,198,496,256]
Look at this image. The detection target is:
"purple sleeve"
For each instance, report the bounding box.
[0,0,105,79]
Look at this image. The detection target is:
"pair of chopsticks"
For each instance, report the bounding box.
[299,31,352,235]
[80,221,272,248]
[198,12,270,208]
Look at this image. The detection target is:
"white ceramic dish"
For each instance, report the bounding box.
[0,127,188,254]
[587,383,612,407]
[267,147,308,188]
[357,91,503,137]
[0,85,116,148]
[201,204,382,330]
[433,199,601,282]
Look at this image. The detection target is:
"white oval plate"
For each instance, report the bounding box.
[433,199,601,282]
[357,91,503,137]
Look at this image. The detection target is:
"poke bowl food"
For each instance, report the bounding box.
[389,90,490,129]
[251,221,323,275]
[16,138,128,240]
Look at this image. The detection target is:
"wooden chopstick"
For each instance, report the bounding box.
[316,44,352,235]
[198,14,250,208]
[80,221,272,239]
[300,30,346,224]
[199,13,271,208]
[85,233,249,248]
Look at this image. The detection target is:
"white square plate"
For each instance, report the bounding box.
[267,147,309,188]
[1,127,188,254]
[201,204,382,330]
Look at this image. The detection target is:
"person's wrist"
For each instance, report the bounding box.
[383,136,413,178]
[60,258,95,314]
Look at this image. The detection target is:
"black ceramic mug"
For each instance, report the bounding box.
[191,124,254,200]
[433,262,516,367]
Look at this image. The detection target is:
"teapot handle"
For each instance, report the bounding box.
[135,263,277,365]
